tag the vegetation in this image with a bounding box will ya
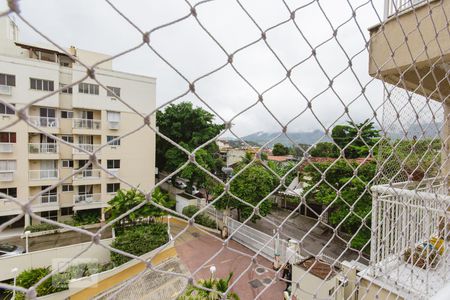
[110,223,169,265]
[179,272,239,300]
[156,102,224,188]
[24,223,59,233]
[213,163,278,221]
[310,142,339,158]
[67,210,100,226]
[8,263,113,299]
[106,188,174,227]
[331,120,379,158]
[302,159,376,254]
[182,205,217,229]
[272,143,289,156]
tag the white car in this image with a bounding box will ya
[0,244,24,257]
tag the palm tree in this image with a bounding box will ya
[179,272,239,300]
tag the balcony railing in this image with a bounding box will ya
[32,194,58,204]
[0,143,14,153]
[0,170,14,182]
[28,116,59,128]
[72,118,101,130]
[107,168,119,178]
[0,85,12,95]
[73,169,101,180]
[73,193,102,204]
[28,143,58,154]
[29,169,58,180]
[385,0,427,18]
[108,121,120,130]
[72,144,101,154]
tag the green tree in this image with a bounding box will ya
[331,120,380,158]
[106,188,173,226]
[302,160,376,253]
[310,142,339,158]
[272,143,289,156]
[213,163,278,221]
[179,272,239,300]
[156,102,224,174]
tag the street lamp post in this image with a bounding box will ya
[11,267,18,299]
[24,231,30,253]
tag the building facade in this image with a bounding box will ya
[0,17,156,229]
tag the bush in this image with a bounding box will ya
[182,205,217,229]
[10,267,68,300]
[71,210,100,226]
[24,223,59,233]
[111,223,169,265]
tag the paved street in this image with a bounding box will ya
[0,227,112,252]
[247,208,369,265]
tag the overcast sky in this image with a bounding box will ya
[1,0,391,138]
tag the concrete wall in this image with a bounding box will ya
[0,238,112,281]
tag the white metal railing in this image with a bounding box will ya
[0,170,14,181]
[73,193,102,204]
[74,169,101,180]
[107,168,119,178]
[385,0,428,18]
[29,169,59,180]
[0,143,14,153]
[28,116,59,128]
[108,121,120,130]
[72,118,101,130]
[0,85,12,95]
[72,144,101,154]
[28,143,58,154]
[32,194,58,205]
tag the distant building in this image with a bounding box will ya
[0,17,156,229]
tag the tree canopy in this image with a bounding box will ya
[272,143,289,156]
[331,120,380,158]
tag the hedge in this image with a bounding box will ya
[24,223,59,233]
[110,223,169,265]
[182,205,217,229]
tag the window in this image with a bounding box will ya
[107,183,120,193]
[59,83,73,94]
[0,73,15,86]
[61,110,73,119]
[106,86,121,97]
[40,210,57,221]
[61,135,73,143]
[62,160,73,168]
[0,103,14,115]
[107,111,120,122]
[0,160,16,171]
[0,187,17,198]
[107,136,120,146]
[107,160,120,169]
[78,83,99,95]
[60,207,73,216]
[30,78,54,91]
[0,132,16,143]
[62,184,73,192]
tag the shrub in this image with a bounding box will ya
[71,210,100,226]
[10,267,68,300]
[24,223,59,233]
[182,205,217,229]
[111,223,169,265]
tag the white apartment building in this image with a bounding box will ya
[0,17,156,229]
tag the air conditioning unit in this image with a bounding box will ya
[0,85,12,95]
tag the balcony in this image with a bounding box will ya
[72,144,101,155]
[28,143,58,154]
[0,170,14,182]
[108,121,120,130]
[28,116,59,128]
[0,143,14,153]
[107,168,119,178]
[31,194,59,212]
[0,85,12,96]
[72,118,101,130]
[73,169,101,180]
[72,193,107,211]
[29,169,58,181]
[369,177,450,298]
[368,0,450,101]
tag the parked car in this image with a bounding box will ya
[173,179,188,189]
[0,244,24,257]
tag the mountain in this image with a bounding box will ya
[239,130,330,147]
